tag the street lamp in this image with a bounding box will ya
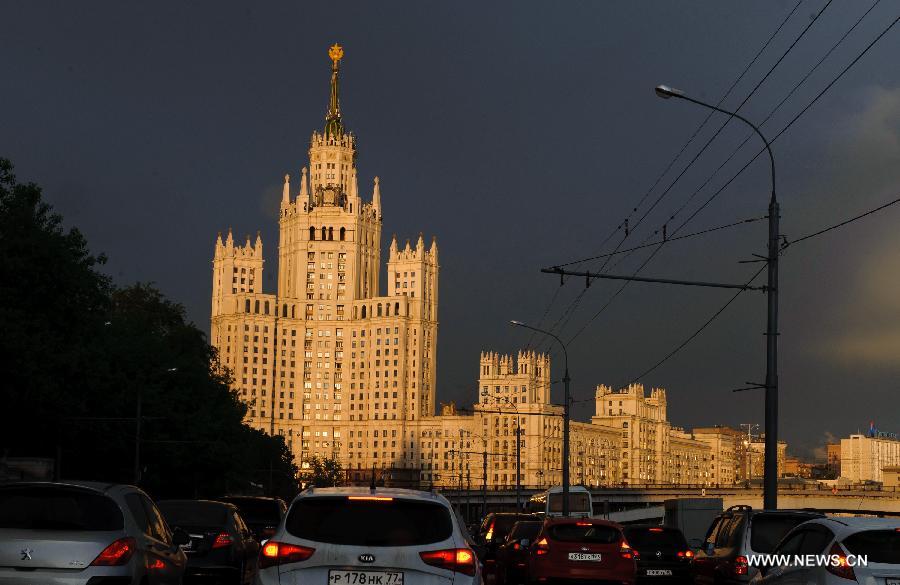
[510,320,571,516]
[655,84,779,509]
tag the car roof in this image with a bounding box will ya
[157,499,239,510]
[0,480,129,494]
[544,517,622,528]
[806,517,900,532]
[294,487,451,506]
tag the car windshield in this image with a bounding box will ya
[623,527,688,550]
[158,501,229,528]
[0,485,123,531]
[751,514,817,553]
[286,496,453,546]
[508,521,542,542]
[548,523,620,544]
[842,530,900,564]
[220,498,280,524]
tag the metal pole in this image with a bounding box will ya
[134,388,142,485]
[563,365,570,516]
[482,448,487,519]
[656,86,778,510]
[765,198,780,509]
[515,423,521,512]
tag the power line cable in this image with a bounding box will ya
[524,1,804,343]
[564,10,900,347]
[781,194,900,250]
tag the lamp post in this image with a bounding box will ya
[655,84,779,509]
[510,320,571,516]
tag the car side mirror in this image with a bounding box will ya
[172,527,190,547]
[520,538,530,548]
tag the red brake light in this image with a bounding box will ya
[576,522,592,526]
[419,548,476,576]
[534,537,549,556]
[734,555,749,576]
[91,537,137,566]
[677,550,694,558]
[826,543,856,581]
[259,541,315,569]
[348,496,394,501]
[212,532,234,549]
[650,528,664,532]
[620,540,636,560]
[148,559,165,570]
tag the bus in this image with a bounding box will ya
[526,486,593,518]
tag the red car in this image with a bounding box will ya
[529,517,636,585]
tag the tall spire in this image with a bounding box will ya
[324,43,344,137]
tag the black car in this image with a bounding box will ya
[158,499,260,585]
[495,520,543,585]
[218,495,287,542]
[623,525,693,585]
[477,513,539,583]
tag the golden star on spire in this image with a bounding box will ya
[329,43,344,65]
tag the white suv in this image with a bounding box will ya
[255,487,481,585]
[749,517,900,585]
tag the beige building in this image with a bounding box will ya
[693,426,742,486]
[746,438,788,479]
[209,46,742,490]
[841,432,900,483]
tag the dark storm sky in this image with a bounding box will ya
[4,1,900,459]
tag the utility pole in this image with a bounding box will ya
[134,387,142,485]
[515,424,521,512]
[482,448,487,519]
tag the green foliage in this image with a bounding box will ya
[304,456,344,488]
[0,159,298,500]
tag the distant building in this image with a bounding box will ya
[693,426,742,486]
[827,443,841,478]
[747,437,787,479]
[841,431,900,483]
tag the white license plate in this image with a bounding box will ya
[885,580,900,585]
[328,570,404,585]
[646,569,673,576]
[568,553,602,562]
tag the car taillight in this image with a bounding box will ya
[259,542,316,569]
[486,521,495,542]
[419,548,476,576]
[620,540,636,560]
[91,537,137,566]
[534,537,549,556]
[677,550,694,558]
[826,543,856,581]
[734,555,749,576]
[212,532,234,549]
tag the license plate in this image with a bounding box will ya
[568,553,602,562]
[328,570,404,585]
[886,580,900,585]
[646,569,673,576]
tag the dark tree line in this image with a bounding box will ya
[0,159,298,500]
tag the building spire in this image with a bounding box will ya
[324,43,344,137]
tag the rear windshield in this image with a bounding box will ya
[0,485,123,531]
[220,498,280,524]
[158,501,229,528]
[548,523,620,544]
[842,530,900,564]
[751,514,817,553]
[623,527,688,549]
[286,496,453,546]
[508,522,543,542]
[492,515,535,537]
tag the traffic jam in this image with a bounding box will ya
[1,482,899,585]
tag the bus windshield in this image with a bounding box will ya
[548,492,591,514]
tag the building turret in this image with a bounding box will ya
[372,177,381,218]
[282,174,290,208]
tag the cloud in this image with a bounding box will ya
[816,85,900,366]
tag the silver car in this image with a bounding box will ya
[0,480,189,584]
[255,487,482,585]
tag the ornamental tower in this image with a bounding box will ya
[211,45,440,472]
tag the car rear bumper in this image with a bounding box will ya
[0,568,135,585]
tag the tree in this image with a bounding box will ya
[304,456,344,487]
[0,159,298,500]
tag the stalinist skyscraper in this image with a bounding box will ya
[211,45,439,474]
